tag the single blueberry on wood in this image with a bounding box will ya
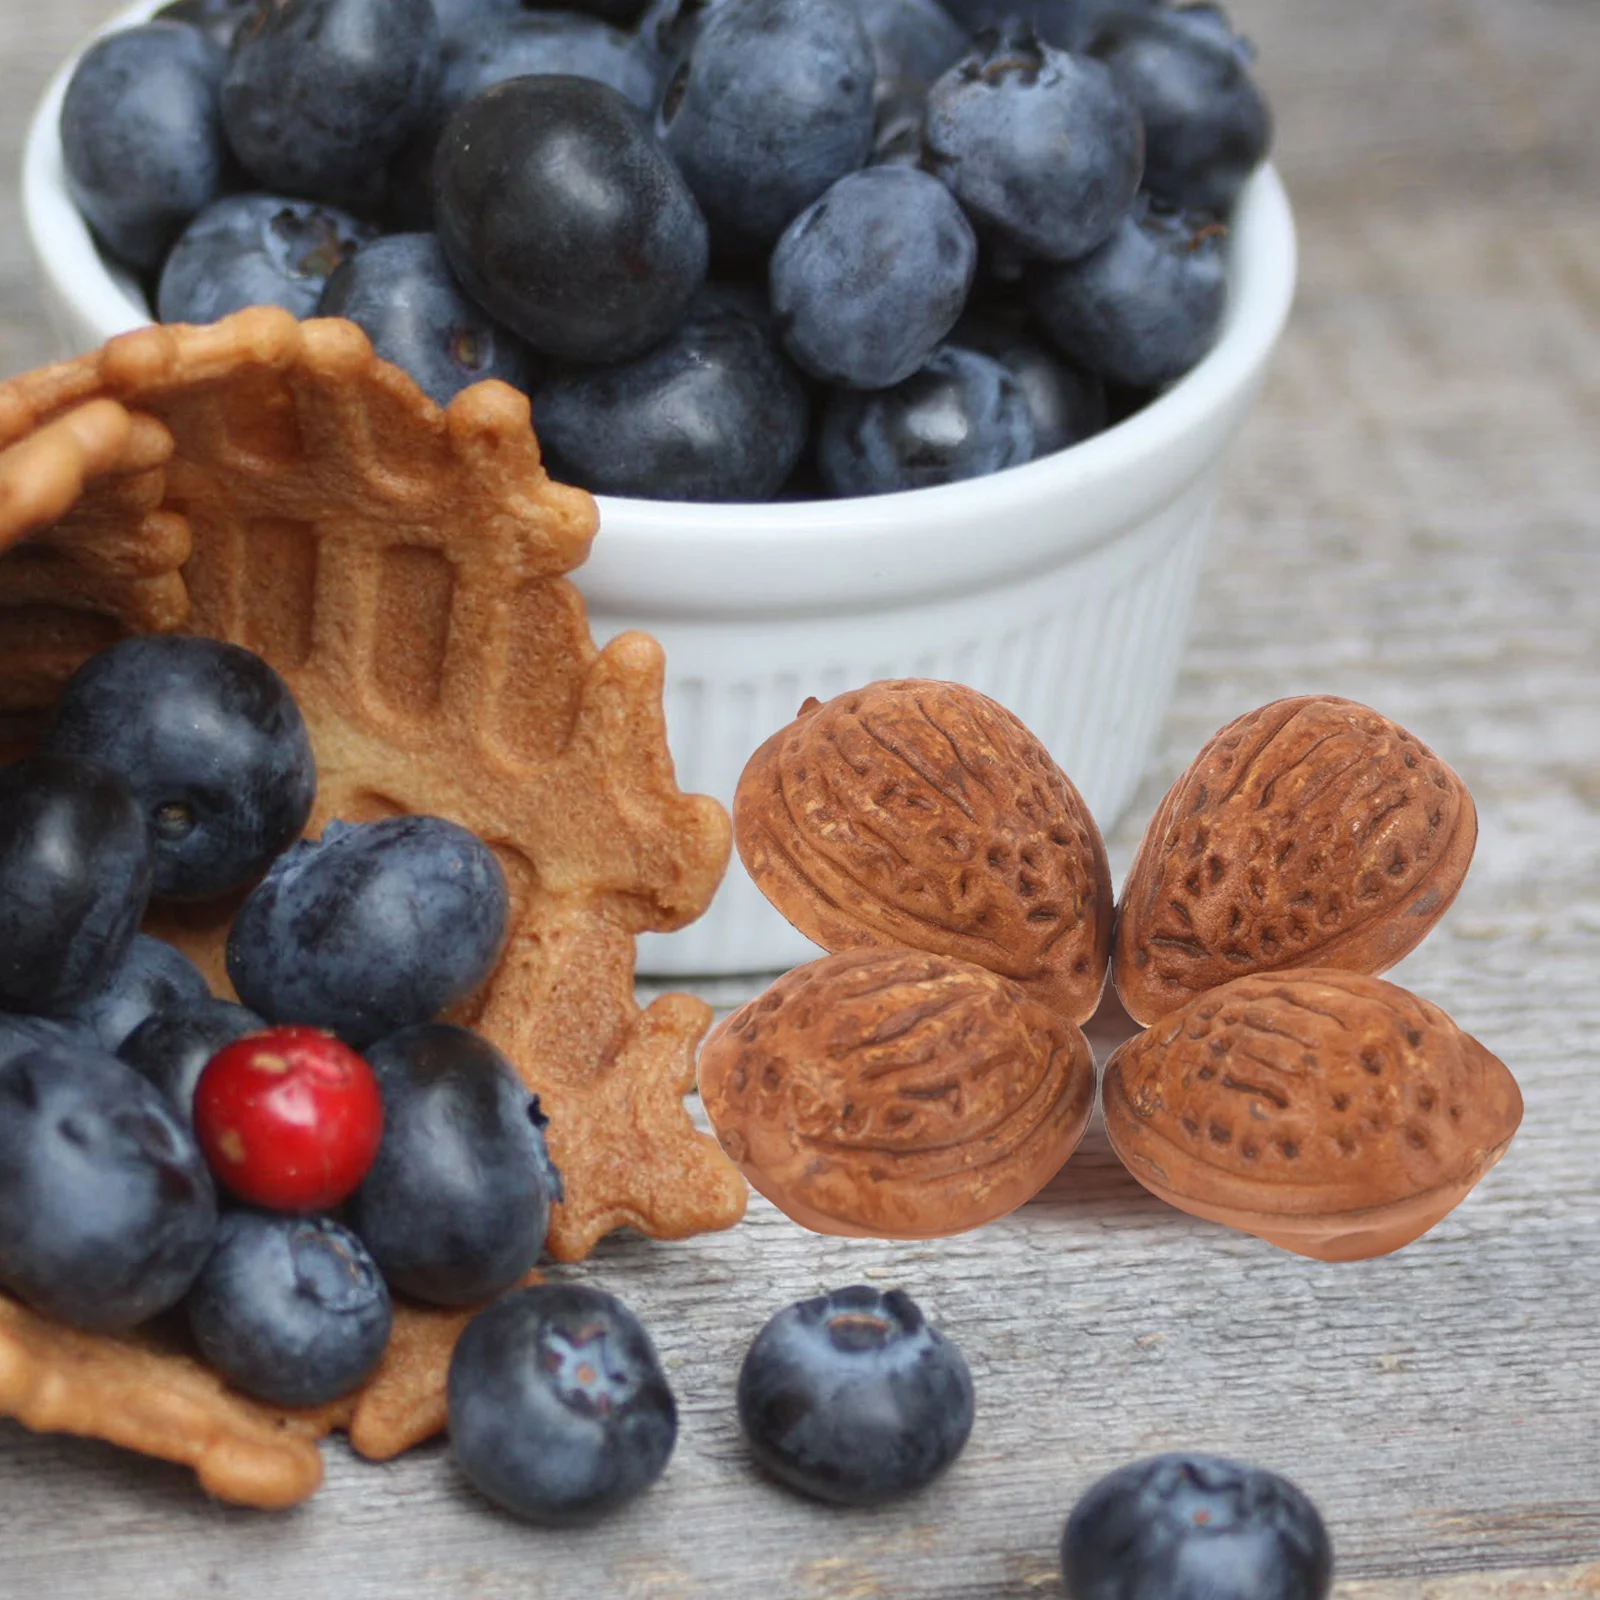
[449,1283,677,1524]
[226,815,509,1047]
[185,1211,392,1407]
[46,635,317,902]
[0,755,152,1016]
[1061,1452,1333,1600]
[0,1040,217,1332]
[59,20,232,274]
[738,1285,974,1505]
[434,75,708,364]
[156,192,374,324]
[347,1023,561,1306]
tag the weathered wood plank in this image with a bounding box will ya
[1,0,1597,1592]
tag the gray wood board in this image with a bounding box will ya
[2,0,1598,1592]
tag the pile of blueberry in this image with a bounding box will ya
[0,633,561,1410]
[59,0,1271,500]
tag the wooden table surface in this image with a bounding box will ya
[2,0,1598,1594]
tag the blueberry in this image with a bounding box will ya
[59,21,231,275]
[0,1012,97,1068]
[0,1040,217,1332]
[318,233,536,409]
[738,1285,974,1505]
[924,25,1143,262]
[346,1023,560,1305]
[221,0,441,202]
[817,343,1033,495]
[1087,3,1271,217]
[434,76,708,363]
[771,166,976,389]
[0,755,152,1016]
[1028,201,1227,387]
[449,1283,676,1524]
[153,0,256,49]
[1061,1452,1334,1600]
[531,288,810,501]
[954,309,1106,454]
[45,635,316,901]
[185,1210,391,1405]
[553,0,653,25]
[939,0,1156,53]
[63,934,212,1054]
[657,0,876,257]
[226,816,509,1047]
[157,192,374,323]
[438,10,658,117]
[118,996,265,1123]
[856,0,969,89]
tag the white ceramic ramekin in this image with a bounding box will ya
[22,6,1297,974]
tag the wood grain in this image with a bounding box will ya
[2,0,1598,1593]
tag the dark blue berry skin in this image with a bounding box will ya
[318,233,536,409]
[46,636,317,902]
[59,22,232,275]
[738,1285,974,1505]
[449,1283,676,1525]
[438,11,658,117]
[531,288,810,502]
[818,343,1033,496]
[154,0,255,49]
[226,816,509,1048]
[220,0,441,202]
[0,1041,217,1333]
[940,0,1155,53]
[858,0,969,89]
[156,192,374,324]
[924,25,1143,262]
[1028,202,1227,387]
[347,1023,560,1305]
[185,1210,392,1406]
[870,75,930,167]
[0,1012,96,1068]
[64,934,212,1055]
[657,0,877,257]
[771,166,976,390]
[1061,1452,1334,1600]
[954,309,1106,455]
[434,76,708,364]
[1087,3,1271,217]
[0,756,152,1016]
[118,996,265,1123]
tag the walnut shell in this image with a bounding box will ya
[697,947,1096,1239]
[734,680,1113,1023]
[1102,969,1522,1260]
[1113,696,1477,1024]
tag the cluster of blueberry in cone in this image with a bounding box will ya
[61,0,1270,501]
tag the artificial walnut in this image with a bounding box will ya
[1113,696,1477,1025]
[697,947,1096,1239]
[1102,969,1522,1261]
[735,680,1113,1025]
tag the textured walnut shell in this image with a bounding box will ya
[1102,969,1522,1260]
[1113,696,1477,1024]
[735,680,1113,1024]
[697,947,1096,1239]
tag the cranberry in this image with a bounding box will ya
[194,1026,383,1211]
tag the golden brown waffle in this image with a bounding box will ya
[0,308,747,1503]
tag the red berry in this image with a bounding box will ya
[193,1026,384,1212]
